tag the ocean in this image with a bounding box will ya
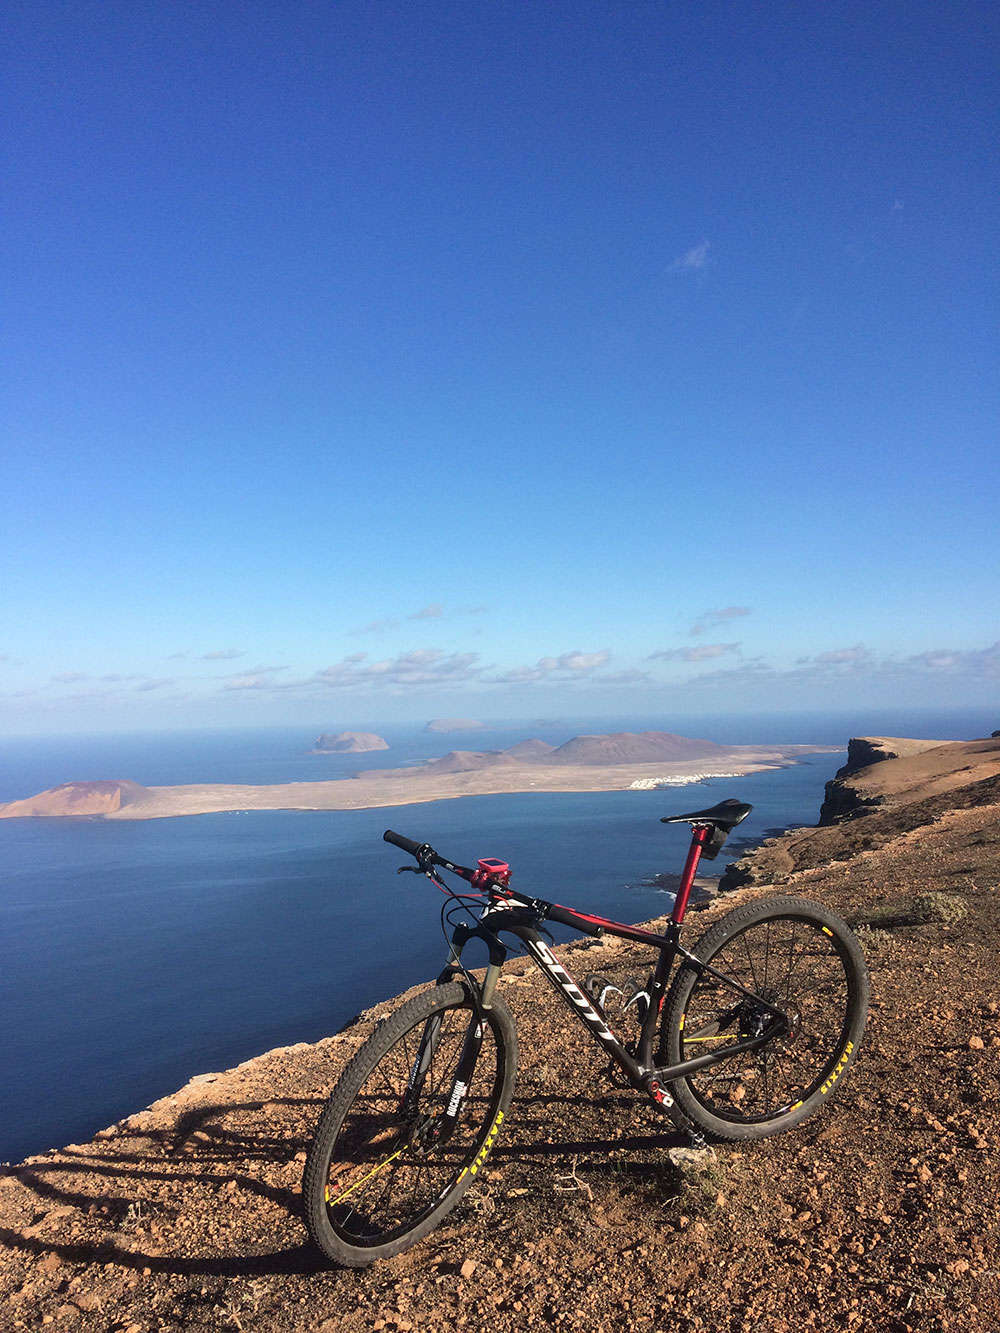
[0,707,994,1164]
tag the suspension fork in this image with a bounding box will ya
[408,929,505,1134]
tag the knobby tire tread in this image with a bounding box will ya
[303,982,517,1266]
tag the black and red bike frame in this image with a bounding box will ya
[419,823,790,1113]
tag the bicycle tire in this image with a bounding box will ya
[303,981,517,1266]
[659,896,868,1142]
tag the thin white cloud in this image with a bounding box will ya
[650,642,740,663]
[134,677,176,692]
[691,606,750,636]
[51,671,90,684]
[409,604,444,620]
[904,641,1000,676]
[672,240,710,272]
[684,639,1000,692]
[797,645,873,667]
[599,669,653,685]
[201,649,245,661]
[356,618,400,634]
[493,650,612,684]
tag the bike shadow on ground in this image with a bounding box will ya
[492,1085,696,1201]
[2,1087,699,1280]
[0,1096,333,1278]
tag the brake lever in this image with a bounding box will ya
[397,864,421,874]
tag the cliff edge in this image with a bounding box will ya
[721,734,1000,892]
[1,735,999,1330]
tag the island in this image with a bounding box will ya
[310,731,389,754]
[0,730,839,821]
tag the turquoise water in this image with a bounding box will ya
[0,707,993,1163]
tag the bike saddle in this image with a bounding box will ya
[659,798,752,830]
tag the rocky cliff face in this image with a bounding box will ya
[818,736,948,824]
[719,736,1000,893]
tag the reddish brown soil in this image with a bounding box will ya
[2,777,998,1332]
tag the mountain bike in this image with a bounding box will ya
[302,798,869,1266]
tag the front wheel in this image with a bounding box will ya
[659,896,868,1142]
[303,982,517,1266]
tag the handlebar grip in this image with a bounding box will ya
[383,829,427,858]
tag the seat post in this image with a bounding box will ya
[670,824,711,925]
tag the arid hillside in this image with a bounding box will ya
[0,780,151,819]
[2,736,998,1332]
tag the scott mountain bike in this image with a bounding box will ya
[303,798,869,1266]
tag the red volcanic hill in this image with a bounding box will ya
[0,780,151,819]
[546,731,725,765]
[503,739,557,760]
[415,731,722,776]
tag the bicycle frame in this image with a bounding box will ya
[433,825,790,1111]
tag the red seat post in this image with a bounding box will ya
[670,824,711,924]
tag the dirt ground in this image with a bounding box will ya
[2,774,999,1333]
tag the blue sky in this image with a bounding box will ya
[3,1,998,734]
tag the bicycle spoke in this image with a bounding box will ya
[321,996,504,1246]
[676,913,853,1123]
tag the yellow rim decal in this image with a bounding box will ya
[468,1109,505,1177]
[820,1040,855,1095]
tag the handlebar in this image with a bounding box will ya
[381,829,606,936]
[383,829,434,861]
[383,829,503,890]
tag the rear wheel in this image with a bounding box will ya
[660,896,868,1141]
[303,982,517,1266]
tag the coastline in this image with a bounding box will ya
[3,737,999,1330]
[0,744,837,821]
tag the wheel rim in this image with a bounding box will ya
[678,915,856,1124]
[322,1003,504,1247]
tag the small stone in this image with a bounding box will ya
[968,1036,985,1050]
[459,1259,476,1280]
[294,1151,307,1163]
[40,1253,62,1273]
